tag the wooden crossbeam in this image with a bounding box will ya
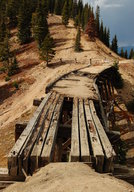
[70,98,80,162]
[79,99,91,162]
[84,99,104,172]
[89,100,116,172]
[41,96,64,165]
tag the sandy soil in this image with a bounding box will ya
[0,14,133,168]
[4,163,134,192]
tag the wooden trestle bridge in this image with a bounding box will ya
[7,64,118,180]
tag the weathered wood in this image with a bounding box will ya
[89,100,116,172]
[94,79,109,132]
[30,93,59,173]
[8,92,52,176]
[22,92,57,174]
[79,99,90,162]
[15,122,28,142]
[70,98,80,162]
[62,138,71,150]
[41,96,64,165]
[84,99,104,172]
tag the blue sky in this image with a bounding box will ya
[83,0,134,47]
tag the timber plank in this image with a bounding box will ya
[8,92,52,176]
[41,96,64,165]
[79,99,90,162]
[84,99,104,172]
[70,98,80,162]
[22,92,57,174]
[30,93,60,172]
[89,100,116,172]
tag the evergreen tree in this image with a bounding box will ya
[0,18,6,42]
[40,34,55,66]
[6,0,19,28]
[129,48,134,59]
[17,0,32,44]
[95,5,100,36]
[124,50,128,59]
[69,0,73,17]
[72,0,78,19]
[75,26,82,52]
[120,48,124,58]
[99,19,104,41]
[55,0,62,15]
[85,13,96,41]
[32,1,49,48]
[106,28,110,47]
[48,0,55,14]
[111,35,118,54]
[62,0,69,26]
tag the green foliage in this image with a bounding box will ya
[40,34,55,66]
[75,27,82,52]
[0,66,6,73]
[55,0,62,15]
[120,48,125,58]
[95,5,100,36]
[32,2,49,48]
[5,76,11,81]
[8,55,19,76]
[17,0,32,44]
[129,48,134,59]
[126,100,134,113]
[112,61,124,89]
[62,0,69,26]
[111,35,118,54]
[13,81,19,89]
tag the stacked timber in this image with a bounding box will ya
[70,98,115,173]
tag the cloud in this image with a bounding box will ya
[86,0,124,9]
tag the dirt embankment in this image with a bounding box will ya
[3,163,134,192]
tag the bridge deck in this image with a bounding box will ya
[8,64,116,177]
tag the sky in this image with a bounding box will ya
[83,0,134,47]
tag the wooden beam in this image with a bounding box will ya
[30,93,59,173]
[41,96,64,165]
[70,98,80,162]
[62,138,71,150]
[84,99,104,172]
[79,99,91,162]
[8,92,52,176]
[89,100,116,172]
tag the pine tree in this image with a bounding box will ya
[48,0,55,14]
[40,34,55,66]
[6,0,19,28]
[124,50,128,59]
[85,13,96,41]
[106,28,110,47]
[99,20,104,41]
[95,5,100,36]
[62,0,69,26]
[75,26,82,52]
[69,0,73,17]
[0,18,6,42]
[72,0,78,19]
[55,0,62,15]
[129,48,134,59]
[120,48,124,58]
[111,35,118,54]
[32,1,49,48]
[17,0,32,44]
